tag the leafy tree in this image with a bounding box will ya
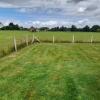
[0,22,100,32]
[82,25,90,32]
[1,22,20,30]
[91,25,100,32]
[71,25,77,31]
[59,26,68,31]
[50,27,60,31]
[39,27,49,31]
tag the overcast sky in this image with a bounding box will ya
[0,0,100,27]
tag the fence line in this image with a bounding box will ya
[0,34,100,58]
[13,34,100,46]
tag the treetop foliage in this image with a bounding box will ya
[0,22,100,32]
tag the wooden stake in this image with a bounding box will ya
[91,35,93,43]
[72,34,75,43]
[35,36,40,43]
[32,34,35,43]
[14,36,17,52]
[53,35,55,44]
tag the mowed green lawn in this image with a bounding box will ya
[0,43,100,100]
[0,31,100,50]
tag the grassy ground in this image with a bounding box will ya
[0,31,100,50]
[0,43,100,100]
[0,31,32,50]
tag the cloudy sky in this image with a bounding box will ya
[0,0,100,27]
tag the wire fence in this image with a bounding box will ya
[0,34,100,58]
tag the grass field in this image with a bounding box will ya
[0,31,100,50]
[0,43,100,100]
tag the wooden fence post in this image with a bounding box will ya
[53,35,55,44]
[32,34,35,43]
[91,35,93,43]
[35,36,40,43]
[72,34,75,43]
[14,36,17,52]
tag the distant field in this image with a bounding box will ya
[0,31,100,50]
[0,43,100,99]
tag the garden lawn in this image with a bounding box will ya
[0,43,100,100]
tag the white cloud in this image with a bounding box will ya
[76,19,89,27]
[0,0,100,26]
[24,20,74,28]
[0,18,22,26]
[0,0,100,17]
[78,7,86,12]
[18,8,27,13]
[0,18,98,28]
[25,20,58,28]
[0,2,14,8]
[78,19,89,24]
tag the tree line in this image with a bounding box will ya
[0,23,27,31]
[0,22,100,32]
[48,25,100,32]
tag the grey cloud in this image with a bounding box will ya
[0,0,99,16]
[0,0,28,5]
[85,5,98,12]
[67,0,87,3]
[0,0,100,26]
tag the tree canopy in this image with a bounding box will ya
[0,22,100,32]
